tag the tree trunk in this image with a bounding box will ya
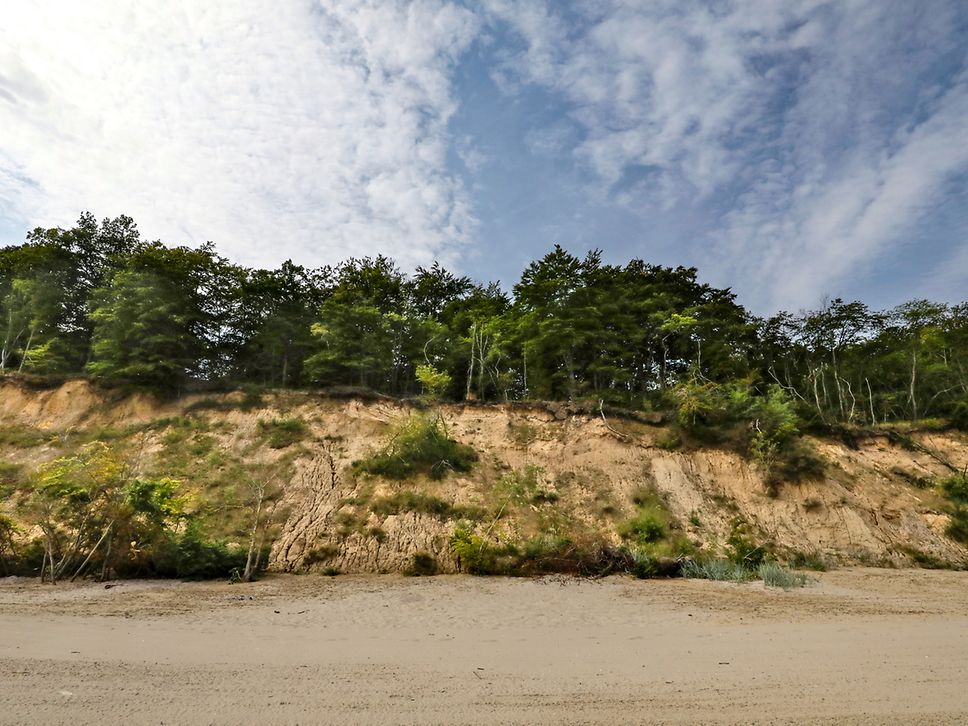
[243,484,266,582]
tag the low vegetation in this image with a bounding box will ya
[258,417,308,449]
[937,473,968,544]
[354,413,477,480]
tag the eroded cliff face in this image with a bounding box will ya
[1,378,966,573]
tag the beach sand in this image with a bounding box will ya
[1,568,967,724]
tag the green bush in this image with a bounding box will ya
[355,414,477,480]
[151,523,250,580]
[727,519,771,566]
[618,510,667,544]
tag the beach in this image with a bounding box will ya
[1,569,967,725]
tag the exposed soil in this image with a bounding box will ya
[1,569,966,724]
[2,378,967,574]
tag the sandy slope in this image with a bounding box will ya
[1,570,967,725]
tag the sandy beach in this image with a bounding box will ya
[1,569,967,725]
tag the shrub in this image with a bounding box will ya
[727,519,771,566]
[355,414,477,480]
[151,524,250,580]
[618,510,667,544]
[0,462,22,488]
[258,417,308,449]
[415,364,452,401]
[937,474,968,544]
[450,526,625,577]
[0,425,54,448]
[758,561,811,588]
[406,552,439,576]
[786,550,829,571]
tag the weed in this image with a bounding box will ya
[786,550,829,571]
[334,510,364,537]
[322,567,340,576]
[896,545,955,569]
[497,466,558,506]
[802,497,823,512]
[0,425,54,448]
[0,462,22,488]
[367,526,388,543]
[688,511,702,528]
[370,491,486,521]
[681,558,754,582]
[507,420,538,446]
[258,417,308,449]
[354,414,477,480]
[937,474,968,544]
[654,428,682,450]
[758,561,812,588]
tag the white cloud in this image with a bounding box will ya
[485,0,968,311]
[0,0,480,270]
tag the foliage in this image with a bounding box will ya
[786,550,829,571]
[369,491,484,520]
[681,558,755,582]
[406,552,439,576]
[758,561,812,588]
[0,425,56,448]
[258,417,308,449]
[8,212,968,436]
[151,522,249,580]
[415,364,452,401]
[449,525,646,577]
[726,519,772,567]
[10,441,257,581]
[354,414,477,480]
[497,466,558,506]
[938,474,968,544]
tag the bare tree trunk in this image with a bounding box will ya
[866,377,876,425]
[17,327,34,373]
[243,483,266,582]
[70,522,113,582]
[465,323,475,400]
[909,350,918,421]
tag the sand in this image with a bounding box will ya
[1,569,967,725]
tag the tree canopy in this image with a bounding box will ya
[3,214,968,428]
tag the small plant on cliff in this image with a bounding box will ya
[354,413,477,480]
[258,417,308,449]
[938,473,968,544]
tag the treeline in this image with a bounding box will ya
[3,213,968,428]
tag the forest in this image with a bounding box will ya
[3,212,968,432]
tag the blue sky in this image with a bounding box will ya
[1,1,967,313]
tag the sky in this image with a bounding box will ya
[1,1,967,313]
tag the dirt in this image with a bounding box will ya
[0,569,966,724]
[3,378,967,574]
